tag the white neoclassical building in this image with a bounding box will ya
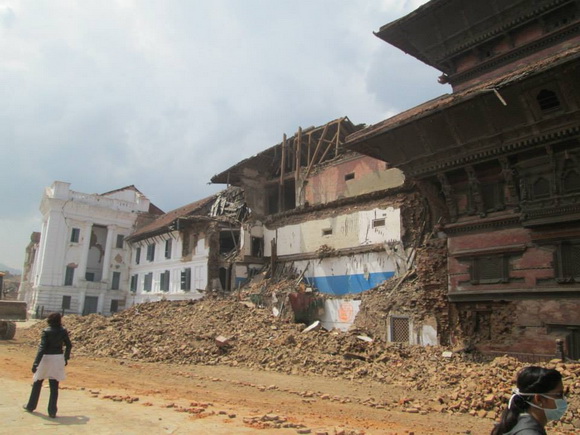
[19,181,163,317]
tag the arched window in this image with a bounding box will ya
[536,89,560,112]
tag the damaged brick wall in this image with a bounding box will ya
[353,190,453,345]
[449,302,515,350]
[262,186,411,230]
[259,188,417,297]
[354,237,450,344]
[304,153,404,206]
[472,299,580,358]
[446,222,580,357]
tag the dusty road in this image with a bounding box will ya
[1,325,492,434]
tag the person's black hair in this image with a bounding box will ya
[491,366,562,434]
[46,312,62,328]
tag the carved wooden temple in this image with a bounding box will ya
[347,0,580,359]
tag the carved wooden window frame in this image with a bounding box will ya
[469,254,510,285]
[525,83,566,119]
[554,241,580,284]
[561,156,580,194]
[478,181,505,212]
[531,176,551,199]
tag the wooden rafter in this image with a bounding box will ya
[280,133,286,186]
[318,132,339,164]
[279,133,287,211]
[335,120,341,156]
[295,127,302,181]
[303,123,329,181]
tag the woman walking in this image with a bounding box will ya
[491,366,568,434]
[23,312,72,418]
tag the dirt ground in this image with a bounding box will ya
[1,324,495,435]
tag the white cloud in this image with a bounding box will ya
[0,0,443,269]
[0,5,15,29]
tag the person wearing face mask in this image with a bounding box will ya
[491,366,567,435]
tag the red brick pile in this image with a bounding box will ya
[23,297,580,432]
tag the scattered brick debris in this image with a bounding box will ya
[21,295,580,431]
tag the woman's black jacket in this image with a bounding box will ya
[32,326,72,369]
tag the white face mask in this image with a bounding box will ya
[509,389,568,421]
[537,395,568,422]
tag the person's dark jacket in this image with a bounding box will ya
[504,414,547,435]
[32,326,72,370]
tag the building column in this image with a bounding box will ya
[77,289,86,316]
[97,291,106,314]
[101,225,116,284]
[77,222,93,282]
[34,218,50,287]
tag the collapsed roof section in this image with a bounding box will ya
[211,117,364,217]
[127,187,247,243]
[211,117,362,184]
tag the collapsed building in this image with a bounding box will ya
[346,0,580,359]
[211,117,437,340]
[124,187,247,304]
[19,1,580,360]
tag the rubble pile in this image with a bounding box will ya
[24,298,579,430]
[354,237,449,342]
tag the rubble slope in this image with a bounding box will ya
[23,297,580,432]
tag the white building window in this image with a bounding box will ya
[165,239,172,259]
[146,244,155,262]
[70,228,80,243]
[373,218,385,228]
[160,270,170,292]
[111,271,121,290]
[181,268,191,291]
[193,266,204,291]
[130,274,138,292]
[143,273,153,292]
[64,266,74,286]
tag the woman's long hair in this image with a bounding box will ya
[46,312,62,328]
[491,366,562,434]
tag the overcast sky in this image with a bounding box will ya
[0,0,449,271]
